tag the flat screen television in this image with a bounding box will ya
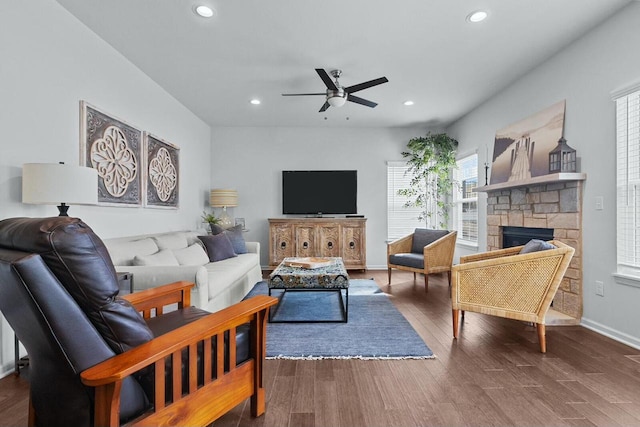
[282,170,357,215]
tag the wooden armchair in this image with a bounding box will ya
[387,229,457,292]
[83,282,276,427]
[451,240,575,353]
[0,217,277,427]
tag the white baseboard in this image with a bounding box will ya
[581,317,640,351]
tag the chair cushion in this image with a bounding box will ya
[411,229,450,253]
[133,249,180,266]
[389,253,424,269]
[199,233,237,262]
[224,224,248,254]
[0,217,154,353]
[520,239,557,254]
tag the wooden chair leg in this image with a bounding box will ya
[537,323,547,353]
[28,395,35,427]
[424,273,428,292]
[413,272,416,282]
[452,309,460,338]
[387,268,392,285]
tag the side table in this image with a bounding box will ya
[117,271,134,294]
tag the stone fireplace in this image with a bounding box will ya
[479,175,585,324]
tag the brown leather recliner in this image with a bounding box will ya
[0,217,277,426]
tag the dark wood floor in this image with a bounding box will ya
[2,270,640,426]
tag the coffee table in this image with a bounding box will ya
[268,257,349,323]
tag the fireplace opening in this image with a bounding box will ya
[502,226,554,248]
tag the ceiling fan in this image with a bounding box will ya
[282,69,389,112]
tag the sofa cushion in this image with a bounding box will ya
[520,239,557,254]
[173,244,209,266]
[411,229,450,254]
[199,234,237,262]
[224,225,247,254]
[134,249,180,266]
[389,253,424,269]
[107,237,159,266]
[183,230,205,246]
[153,233,189,250]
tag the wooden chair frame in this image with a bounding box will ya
[451,240,574,353]
[387,230,457,292]
[79,281,277,427]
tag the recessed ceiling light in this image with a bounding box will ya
[403,100,415,106]
[194,5,215,18]
[250,99,261,105]
[466,10,488,23]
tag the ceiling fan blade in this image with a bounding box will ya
[319,101,330,112]
[282,93,326,96]
[316,69,338,91]
[344,77,389,94]
[347,94,378,108]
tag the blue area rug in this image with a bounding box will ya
[244,279,434,360]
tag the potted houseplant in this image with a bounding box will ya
[398,132,458,229]
[201,211,221,233]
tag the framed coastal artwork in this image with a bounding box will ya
[490,100,566,185]
[143,132,180,209]
[80,101,143,206]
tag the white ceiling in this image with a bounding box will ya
[56,0,631,129]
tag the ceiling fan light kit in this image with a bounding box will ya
[282,68,388,112]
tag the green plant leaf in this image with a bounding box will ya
[397,132,459,229]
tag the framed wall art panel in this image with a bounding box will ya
[490,100,566,185]
[144,132,179,209]
[80,101,143,206]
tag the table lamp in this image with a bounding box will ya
[22,162,98,216]
[209,189,238,229]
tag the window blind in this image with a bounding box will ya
[453,154,478,244]
[615,90,640,270]
[387,161,425,240]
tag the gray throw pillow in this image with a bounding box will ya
[210,224,225,235]
[198,233,237,262]
[411,229,450,253]
[224,224,248,254]
[519,239,557,254]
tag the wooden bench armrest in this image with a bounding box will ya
[81,295,277,385]
[459,246,523,264]
[121,281,194,319]
[387,233,413,257]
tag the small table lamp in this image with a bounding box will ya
[22,162,98,216]
[209,189,238,229]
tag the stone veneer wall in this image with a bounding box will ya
[486,181,583,319]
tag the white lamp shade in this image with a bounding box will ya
[209,189,238,207]
[327,95,347,107]
[22,163,98,205]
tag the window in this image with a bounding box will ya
[614,86,640,281]
[452,154,478,245]
[387,161,425,240]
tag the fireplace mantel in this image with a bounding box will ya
[475,172,586,193]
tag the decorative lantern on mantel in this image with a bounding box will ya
[549,137,577,173]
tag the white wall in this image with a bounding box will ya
[210,126,425,268]
[447,2,640,349]
[0,0,211,376]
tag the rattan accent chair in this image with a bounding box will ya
[387,229,457,292]
[451,240,575,353]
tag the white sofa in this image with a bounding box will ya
[103,230,263,313]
